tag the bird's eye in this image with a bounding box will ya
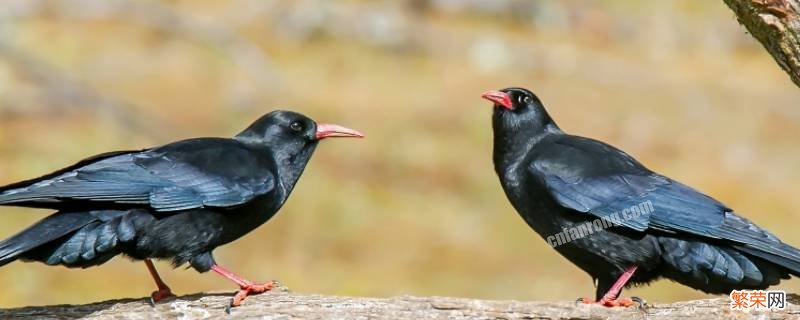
[289,121,304,132]
[523,96,532,104]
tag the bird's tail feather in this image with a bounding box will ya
[736,244,800,277]
[0,212,97,266]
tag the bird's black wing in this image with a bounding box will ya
[0,138,276,212]
[530,135,800,271]
[529,135,681,232]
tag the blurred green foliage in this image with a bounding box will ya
[1,0,800,308]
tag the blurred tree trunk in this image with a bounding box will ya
[724,0,800,88]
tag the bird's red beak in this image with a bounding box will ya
[315,123,364,140]
[481,90,513,110]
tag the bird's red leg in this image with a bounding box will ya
[211,264,274,308]
[596,266,638,307]
[579,266,639,307]
[144,259,175,304]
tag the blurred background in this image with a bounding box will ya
[1,0,799,308]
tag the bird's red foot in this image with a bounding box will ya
[599,297,635,307]
[578,297,636,308]
[230,281,274,307]
[150,287,176,303]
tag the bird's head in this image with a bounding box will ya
[481,87,558,134]
[234,110,364,190]
[235,110,363,157]
[482,87,560,167]
[235,110,363,187]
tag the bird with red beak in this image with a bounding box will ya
[481,87,800,309]
[0,110,362,312]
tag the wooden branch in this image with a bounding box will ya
[724,0,800,88]
[2,289,797,320]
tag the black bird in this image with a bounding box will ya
[482,87,800,307]
[0,110,362,309]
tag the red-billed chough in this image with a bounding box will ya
[0,110,362,310]
[482,87,800,307]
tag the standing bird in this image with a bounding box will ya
[482,87,800,307]
[0,110,362,309]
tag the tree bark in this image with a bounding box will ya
[1,290,797,320]
[724,0,800,88]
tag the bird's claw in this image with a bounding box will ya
[225,281,275,312]
[631,296,648,311]
[148,288,176,307]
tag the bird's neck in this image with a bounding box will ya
[273,144,318,193]
[492,118,560,174]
